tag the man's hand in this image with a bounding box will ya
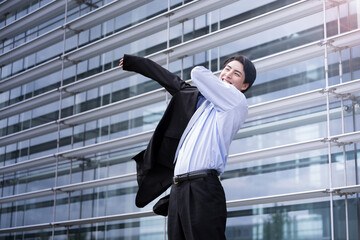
[119,58,124,68]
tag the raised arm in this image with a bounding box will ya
[120,54,189,96]
[191,66,248,112]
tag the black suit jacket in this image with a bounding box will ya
[123,54,200,208]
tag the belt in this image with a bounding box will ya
[173,169,218,184]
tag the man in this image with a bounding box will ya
[119,54,256,240]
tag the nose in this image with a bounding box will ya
[225,70,233,79]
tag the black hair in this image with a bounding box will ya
[222,55,256,93]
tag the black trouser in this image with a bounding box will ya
[167,172,227,240]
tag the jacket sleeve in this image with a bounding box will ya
[122,54,189,96]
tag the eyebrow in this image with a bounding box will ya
[226,64,243,76]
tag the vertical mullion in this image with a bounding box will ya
[53,0,70,238]
[322,0,335,239]
[336,2,350,240]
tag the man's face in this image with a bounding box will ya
[219,60,249,92]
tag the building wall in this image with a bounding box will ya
[0,0,360,239]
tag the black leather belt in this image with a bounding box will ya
[173,169,218,184]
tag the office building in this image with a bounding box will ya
[0,0,359,239]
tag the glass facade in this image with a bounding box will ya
[0,0,359,239]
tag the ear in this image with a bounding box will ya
[240,83,249,91]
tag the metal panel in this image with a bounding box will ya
[1,184,359,233]
[0,223,53,234]
[247,78,360,118]
[236,108,343,139]
[226,189,329,208]
[0,121,59,146]
[62,88,167,126]
[0,0,237,92]
[0,0,25,16]
[0,154,57,175]
[60,28,360,98]
[0,211,156,233]
[1,25,359,118]
[0,88,167,144]
[229,131,360,164]
[65,0,238,62]
[0,0,79,41]
[0,173,137,204]
[0,57,66,93]
[1,78,359,146]
[0,130,153,174]
[254,28,360,73]
[1,129,359,178]
[0,89,64,119]
[0,188,53,204]
[58,173,137,192]
[2,3,358,94]
[0,0,152,65]
[1,78,359,148]
[149,0,325,63]
[229,138,328,164]
[247,89,326,119]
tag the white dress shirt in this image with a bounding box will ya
[174,66,248,176]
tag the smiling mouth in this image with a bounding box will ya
[222,78,232,84]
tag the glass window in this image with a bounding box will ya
[1,63,11,79]
[226,200,332,239]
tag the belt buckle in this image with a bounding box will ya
[173,176,179,184]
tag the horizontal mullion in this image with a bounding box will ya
[0,0,324,93]
[255,28,360,73]
[0,0,235,92]
[0,0,79,41]
[229,138,327,164]
[0,121,59,146]
[0,188,53,204]
[236,108,343,139]
[246,77,360,118]
[57,173,137,192]
[227,185,360,208]
[2,133,359,203]
[0,110,341,203]
[3,2,357,97]
[0,88,167,145]
[0,173,137,204]
[65,0,237,62]
[334,185,360,195]
[0,0,151,65]
[0,0,25,16]
[55,211,156,227]
[2,23,359,119]
[0,130,153,175]
[0,154,57,175]
[11,5,358,97]
[62,88,167,126]
[2,184,360,233]
[226,189,329,208]
[1,78,359,147]
[247,88,326,119]
[1,129,359,188]
[0,89,65,119]
[148,0,324,65]
[23,27,360,111]
[0,27,66,67]
[0,211,156,234]
[0,223,53,234]
[229,131,360,165]
[0,56,68,93]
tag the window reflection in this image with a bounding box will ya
[0,0,359,238]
